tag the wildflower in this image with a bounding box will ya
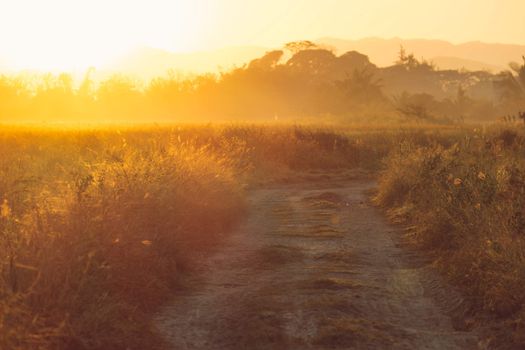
[477,171,486,181]
[453,178,462,186]
[0,199,11,218]
[474,203,481,210]
[141,240,152,246]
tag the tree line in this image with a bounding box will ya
[0,41,523,123]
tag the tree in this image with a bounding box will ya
[286,49,336,75]
[395,45,434,71]
[97,75,143,119]
[248,50,284,70]
[496,56,525,102]
[394,92,438,122]
[78,67,95,100]
[335,68,383,102]
[284,40,318,54]
[32,73,76,120]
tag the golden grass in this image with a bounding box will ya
[0,126,246,349]
[3,122,520,349]
[0,123,400,349]
[375,125,525,348]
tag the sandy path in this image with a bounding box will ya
[155,174,480,349]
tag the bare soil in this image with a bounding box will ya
[155,172,481,349]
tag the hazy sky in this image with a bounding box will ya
[0,0,524,70]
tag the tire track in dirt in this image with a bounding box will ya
[155,173,480,349]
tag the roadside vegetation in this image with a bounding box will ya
[376,124,525,349]
[2,118,525,350]
[0,124,414,349]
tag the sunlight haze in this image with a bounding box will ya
[0,0,524,71]
[2,2,525,348]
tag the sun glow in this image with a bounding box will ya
[0,0,214,71]
[1,0,524,73]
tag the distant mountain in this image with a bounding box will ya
[102,46,268,80]
[430,56,504,72]
[2,37,523,79]
[105,38,521,80]
[318,37,525,72]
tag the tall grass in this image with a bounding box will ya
[0,127,247,349]
[1,123,396,349]
[3,123,496,349]
[376,126,525,348]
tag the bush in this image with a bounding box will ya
[0,128,246,349]
[376,128,525,348]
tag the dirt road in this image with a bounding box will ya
[155,173,480,349]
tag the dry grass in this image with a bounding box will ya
[0,123,392,350]
[0,126,246,349]
[4,122,518,349]
[375,125,525,348]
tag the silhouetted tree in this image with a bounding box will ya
[286,49,336,75]
[284,40,318,54]
[396,45,434,71]
[32,73,76,120]
[97,75,144,119]
[0,41,513,123]
[248,50,284,70]
[335,69,383,102]
[496,56,525,102]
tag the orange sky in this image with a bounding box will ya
[0,0,524,70]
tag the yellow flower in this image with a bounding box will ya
[477,171,486,181]
[0,199,11,218]
[453,178,462,186]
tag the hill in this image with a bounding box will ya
[318,37,525,71]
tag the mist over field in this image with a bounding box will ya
[1,39,524,125]
[1,1,525,349]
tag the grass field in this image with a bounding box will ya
[1,123,524,349]
[0,124,399,349]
